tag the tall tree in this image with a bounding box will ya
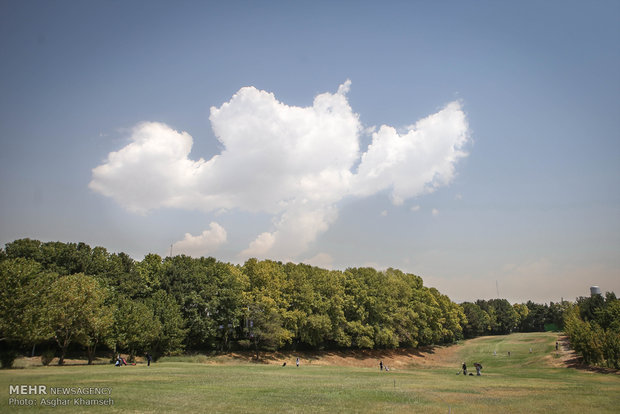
[113,296,161,361]
[45,273,112,365]
[460,302,491,338]
[146,290,187,358]
[0,258,55,367]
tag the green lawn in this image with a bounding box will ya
[1,333,618,413]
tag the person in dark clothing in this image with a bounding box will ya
[146,353,152,367]
[474,363,482,376]
[462,362,467,375]
[379,361,383,371]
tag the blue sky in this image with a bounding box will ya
[1,0,618,303]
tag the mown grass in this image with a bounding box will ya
[1,332,618,413]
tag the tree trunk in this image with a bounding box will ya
[58,343,68,365]
[253,337,259,360]
[87,341,97,365]
[56,334,70,365]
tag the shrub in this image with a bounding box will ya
[41,350,56,366]
[0,350,18,369]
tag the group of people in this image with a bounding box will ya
[114,353,152,366]
[114,355,127,366]
[461,362,483,376]
[282,358,301,367]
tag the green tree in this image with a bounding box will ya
[4,238,43,262]
[83,302,114,365]
[132,253,163,297]
[564,305,604,365]
[146,290,187,359]
[113,296,161,361]
[282,263,349,349]
[460,302,491,338]
[246,296,292,359]
[476,299,518,334]
[577,294,605,322]
[45,273,112,365]
[243,259,293,353]
[521,301,548,332]
[513,303,529,331]
[0,258,55,367]
[39,241,92,275]
[596,299,620,332]
[342,268,376,349]
[0,258,53,344]
[603,329,620,369]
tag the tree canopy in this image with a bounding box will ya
[1,238,615,369]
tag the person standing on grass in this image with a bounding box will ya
[462,362,467,375]
[474,363,482,376]
[296,357,299,367]
[146,353,152,366]
[379,361,383,371]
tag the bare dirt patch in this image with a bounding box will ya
[545,335,619,375]
[202,344,463,370]
[13,355,139,368]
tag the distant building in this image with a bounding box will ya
[590,286,602,296]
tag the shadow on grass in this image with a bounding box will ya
[217,346,447,367]
[558,335,619,375]
[11,354,139,369]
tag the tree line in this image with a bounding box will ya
[0,238,464,366]
[563,293,620,369]
[0,238,616,369]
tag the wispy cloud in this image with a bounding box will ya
[304,252,334,269]
[90,81,469,261]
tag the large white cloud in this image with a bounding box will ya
[171,222,227,258]
[89,81,469,260]
[351,101,468,205]
[89,122,207,214]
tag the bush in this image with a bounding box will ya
[41,350,56,366]
[237,339,251,349]
[0,350,18,369]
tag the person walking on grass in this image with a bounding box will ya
[462,362,467,375]
[146,353,152,367]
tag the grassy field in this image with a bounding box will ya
[1,332,618,413]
